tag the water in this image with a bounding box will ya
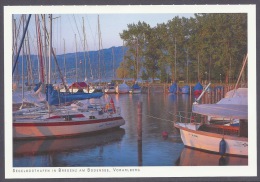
[13,93,247,167]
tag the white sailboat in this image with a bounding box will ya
[174,103,248,156]
[174,55,248,156]
[13,98,125,139]
[116,81,130,94]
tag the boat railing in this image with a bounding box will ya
[172,111,207,124]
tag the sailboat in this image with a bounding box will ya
[174,55,248,156]
[104,82,116,94]
[13,97,125,139]
[168,82,179,94]
[13,14,125,139]
[193,82,203,96]
[174,101,248,156]
[116,81,130,94]
[181,85,190,94]
[129,82,141,94]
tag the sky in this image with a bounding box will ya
[17,13,194,55]
[11,4,253,56]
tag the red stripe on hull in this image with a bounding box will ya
[14,117,123,127]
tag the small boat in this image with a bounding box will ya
[13,98,125,139]
[168,82,179,94]
[181,85,190,94]
[104,83,116,94]
[174,102,248,156]
[129,82,141,94]
[193,82,203,96]
[116,81,130,94]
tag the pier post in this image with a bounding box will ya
[220,87,224,99]
[137,101,142,141]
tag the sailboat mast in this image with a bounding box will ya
[112,47,115,80]
[174,37,177,81]
[48,14,52,84]
[12,14,31,76]
[136,38,138,81]
[98,15,101,83]
[186,49,188,83]
[82,17,87,82]
[21,15,25,102]
[75,34,78,82]
[63,39,66,79]
[42,14,48,85]
[197,53,199,81]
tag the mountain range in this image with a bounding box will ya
[15,46,126,83]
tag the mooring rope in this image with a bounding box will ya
[146,114,174,123]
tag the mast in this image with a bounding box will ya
[25,26,33,85]
[98,15,101,83]
[42,14,48,85]
[174,37,176,81]
[75,34,78,82]
[35,14,45,84]
[63,39,66,80]
[234,54,248,91]
[186,49,188,84]
[12,14,31,76]
[82,17,87,82]
[112,47,115,80]
[197,53,199,81]
[20,15,26,109]
[48,14,52,84]
[136,38,138,81]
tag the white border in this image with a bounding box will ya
[4,5,257,178]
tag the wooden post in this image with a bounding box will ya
[137,101,142,141]
[221,87,224,99]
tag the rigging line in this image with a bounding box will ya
[12,14,32,76]
[98,17,106,79]
[85,15,96,50]
[73,14,84,50]
[83,18,93,79]
[67,15,77,51]
[12,16,23,57]
[146,114,174,123]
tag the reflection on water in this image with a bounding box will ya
[176,147,248,166]
[13,93,247,167]
[14,128,125,167]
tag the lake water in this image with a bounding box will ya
[13,93,247,167]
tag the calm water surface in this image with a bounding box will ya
[13,93,247,167]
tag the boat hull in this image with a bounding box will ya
[104,88,116,94]
[129,89,141,94]
[174,123,248,156]
[116,88,130,94]
[13,117,125,139]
